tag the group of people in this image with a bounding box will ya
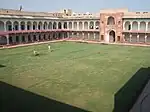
[33,45,51,56]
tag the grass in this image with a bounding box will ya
[0,42,150,112]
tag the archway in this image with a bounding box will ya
[6,21,12,31]
[43,22,47,30]
[58,22,62,29]
[38,22,42,30]
[33,22,37,30]
[109,30,115,42]
[48,22,52,29]
[0,21,4,31]
[107,16,115,25]
[79,22,82,30]
[20,21,25,30]
[64,22,67,29]
[27,21,32,30]
[13,21,19,30]
[53,22,57,29]
[69,22,72,29]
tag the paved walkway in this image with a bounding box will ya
[1,39,150,49]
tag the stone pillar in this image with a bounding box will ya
[122,34,125,42]
[77,22,79,30]
[6,35,9,45]
[130,34,132,42]
[146,22,148,31]
[25,34,28,43]
[88,33,90,40]
[72,22,74,30]
[4,22,6,31]
[137,34,139,42]
[83,22,84,30]
[82,32,84,40]
[94,22,96,30]
[72,32,74,38]
[25,23,27,30]
[138,22,140,31]
[67,32,70,38]
[145,35,147,43]
[94,33,96,40]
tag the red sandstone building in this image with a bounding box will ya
[0,8,150,46]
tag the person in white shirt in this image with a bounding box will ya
[48,45,51,51]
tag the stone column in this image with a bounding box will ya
[6,35,9,45]
[138,22,140,31]
[77,22,79,30]
[88,33,90,40]
[130,34,132,42]
[82,32,84,40]
[67,32,70,38]
[94,33,96,40]
[83,22,84,30]
[25,34,28,43]
[72,22,74,30]
[145,35,147,43]
[137,34,139,42]
[146,22,148,31]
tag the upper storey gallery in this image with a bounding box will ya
[0,9,100,32]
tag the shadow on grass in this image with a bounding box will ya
[0,81,90,112]
[113,67,150,112]
[0,65,5,68]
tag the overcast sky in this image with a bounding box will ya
[0,0,150,13]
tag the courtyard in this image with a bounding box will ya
[0,42,150,112]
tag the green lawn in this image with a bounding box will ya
[0,42,150,112]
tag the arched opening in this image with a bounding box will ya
[89,21,94,29]
[64,22,67,29]
[22,36,25,43]
[43,22,47,30]
[27,21,32,30]
[16,36,19,43]
[33,35,36,41]
[0,21,4,31]
[95,21,99,29]
[0,36,7,45]
[79,22,82,30]
[140,21,146,31]
[109,30,115,42]
[53,22,57,29]
[28,35,31,42]
[6,21,12,31]
[33,21,37,30]
[84,22,88,30]
[74,22,77,29]
[38,22,42,30]
[58,22,62,29]
[33,22,37,30]
[13,21,19,30]
[132,21,138,30]
[20,21,25,30]
[43,34,46,40]
[69,22,72,29]
[9,36,13,44]
[48,22,52,29]
[107,16,115,25]
[124,21,131,30]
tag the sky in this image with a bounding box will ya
[0,0,150,13]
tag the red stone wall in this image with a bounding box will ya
[100,12,124,42]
